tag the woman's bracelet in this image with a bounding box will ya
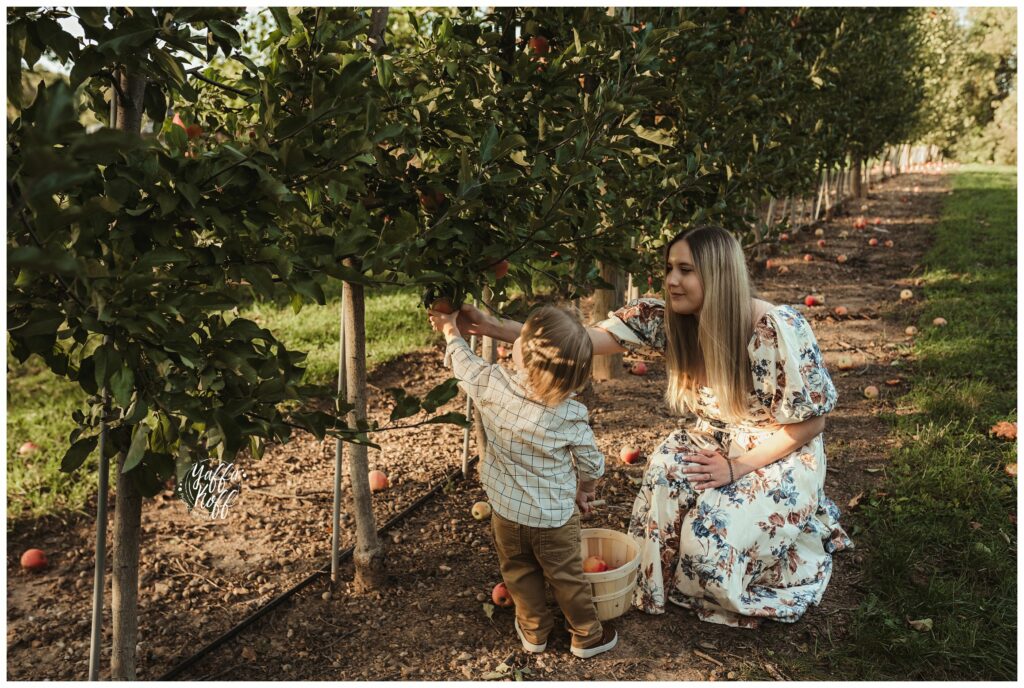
[725,458,735,485]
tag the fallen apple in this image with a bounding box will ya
[778,265,790,274]
[833,305,848,316]
[804,295,820,307]
[905,326,918,336]
[817,239,826,248]
[471,501,492,520]
[863,385,880,400]
[491,582,514,607]
[765,259,774,270]
[803,254,813,262]
[836,355,855,370]
[839,230,850,239]
[779,233,790,242]
[368,470,389,492]
[836,254,848,264]
[868,238,879,247]
[629,361,648,376]
[20,549,47,572]
[854,217,867,230]
[582,555,609,573]
[620,446,642,465]
[872,217,881,226]
[18,441,39,456]
[884,240,894,248]
[932,317,948,327]
[900,289,913,301]
[814,228,825,238]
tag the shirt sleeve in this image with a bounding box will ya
[591,297,667,357]
[444,337,498,402]
[569,420,605,482]
[748,306,837,423]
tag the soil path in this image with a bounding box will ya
[6,170,949,680]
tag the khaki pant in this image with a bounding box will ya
[491,510,603,646]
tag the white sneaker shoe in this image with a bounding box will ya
[514,617,547,653]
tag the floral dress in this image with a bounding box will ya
[595,298,853,628]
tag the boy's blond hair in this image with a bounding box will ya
[520,305,593,407]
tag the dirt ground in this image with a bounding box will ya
[6,170,950,681]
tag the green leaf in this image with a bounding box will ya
[97,27,158,56]
[151,47,187,87]
[122,423,151,473]
[110,366,135,408]
[270,7,294,36]
[61,435,98,473]
[421,377,461,413]
[424,411,471,428]
[387,387,421,422]
[480,124,499,163]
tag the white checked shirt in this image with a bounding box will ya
[444,336,605,528]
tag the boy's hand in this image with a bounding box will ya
[576,482,599,515]
[428,308,460,339]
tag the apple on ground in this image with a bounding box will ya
[833,305,848,316]
[814,228,825,238]
[817,239,826,248]
[620,446,642,465]
[777,265,790,274]
[368,470,389,492]
[20,549,47,572]
[932,317,948,327]
[779,233,789,242]
[837,355,855,370]
[872,217,881,225]
[884,240,894,248]
[471,501,492,520]
[900,289,913,301]
[491,582,514,607]
[629,361,648,376]
[863,385,880,400]
[803,254,813,262]
[18,441,39,456]
[905,326,919,336]
[836,254,848,264]
[868,238,879,247]
[582,555,609,573]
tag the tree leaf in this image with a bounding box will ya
[122,423,151,474]
[421,377,461,413]
[61,435,98,473]
[270,7,293,36]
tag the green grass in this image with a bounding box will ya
[6,285,439,522]
[794,165,1018,680]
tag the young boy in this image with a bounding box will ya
[429,304,617,658]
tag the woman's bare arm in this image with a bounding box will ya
[588,327,627,356]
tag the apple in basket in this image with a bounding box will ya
[583,555,609,573]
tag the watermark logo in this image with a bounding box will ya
[175,459,246,520]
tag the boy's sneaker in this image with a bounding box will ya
[570,621,617,659]
[514,618,547,653]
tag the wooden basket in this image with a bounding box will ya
[580,528,640,621]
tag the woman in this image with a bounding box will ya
[446,225,852,628]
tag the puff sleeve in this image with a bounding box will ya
[591,297,667,358]
[748,306,837,423]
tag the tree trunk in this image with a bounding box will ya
[851,156,864,199]
[110,67,147,682]
[591,262,625,380]
[473,288,495,456]
[343,274,386,591]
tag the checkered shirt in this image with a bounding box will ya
[444,336,604,528]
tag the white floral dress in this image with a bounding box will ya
[595,298,853,628]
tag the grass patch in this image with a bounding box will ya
[6,285,440,522]
[799,165,1017,679]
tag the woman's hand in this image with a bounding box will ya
[452,303,493,337]
[683,449,739,490]
[427,308,460,339]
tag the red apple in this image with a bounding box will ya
[528,36,549,56]
[804,295,819,307]
[833,305,848,316]
[836,254,848,264]
[868,238,879,247]
[471,501,492,520]
[550,251,560,259]
[853,217,867,230]
[368,470,389,492]
[18,441,39,456]
[779,233,790,242]
[872,217,881,226]
[765,259,774,270]
[491,582,514,607]
[884,240,894,248]
[620,446,642,465]
[20,549,47,572]
[582,555,609,573]
[186,124,203,140]
[803,254,813,262]
[491,259,510,280]
[172,112,186,131]
[418,189,445,213]
[629,361,648,376]
[429,298,456,315]
[817,239,826,248]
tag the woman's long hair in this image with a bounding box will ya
[663,226,755,422]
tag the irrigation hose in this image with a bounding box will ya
[158,455,479,681]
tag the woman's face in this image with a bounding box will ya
[665,239,704,315]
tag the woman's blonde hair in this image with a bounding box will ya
[520,305,593,407]
[664,226,754,422]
